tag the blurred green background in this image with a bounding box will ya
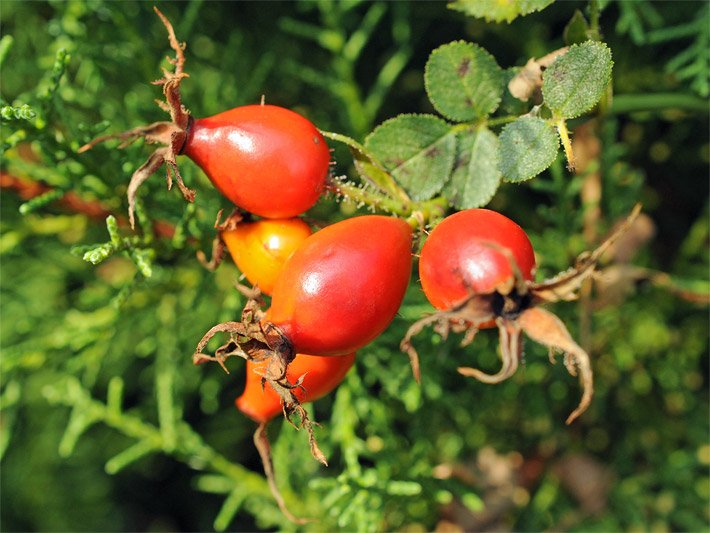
[1,1,708,531]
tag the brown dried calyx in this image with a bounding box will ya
[192,296,288,370]
[192,295,329,467]
[195,209,242,271]
[253,423,314,525]
[78,7,194,229]
[401,205,642,425]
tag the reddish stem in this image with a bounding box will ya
[1,172,176,239]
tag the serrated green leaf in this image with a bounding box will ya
[444,127,501,209]
[499,116,558,182]
[365,114,456,200]
[424,41,503,122]
[542,41,613,119]
[448,0,554,23]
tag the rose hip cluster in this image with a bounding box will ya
[81,8,638,522]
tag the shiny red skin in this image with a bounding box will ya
[268,216,413,356]
[183,105,330,218]
[236,352,356,424]
[221,218,312,296]
[419,209,536,310]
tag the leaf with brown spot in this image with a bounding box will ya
[444,127,502,209]
[498,116,559,183]
[543,41,613,119]
[365,114,456,200]
[425,41,503,122]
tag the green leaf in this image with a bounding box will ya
[59,404,96,458]
[107,377,124,415]
[424,41,503,121]
[385,480,423,496]
[214,489,247,531]
[564,10,591,45]
[444,127,501,209]
[130,248,154,278]
[353,155,406,199]
[18,189,63,214]
[0,35,13,69]
[82,243,115,265]
[321,130,411,202]
[448,0,554,23]
[365,114,456,200]
[542,41,613,119]
[499,116,559,182]
[1,104,36,122]
[195,475,236,495]
[105,441,158,475]
[462,492,485,513]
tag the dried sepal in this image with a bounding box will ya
[235,282,267,310]
[77,120,179,153]
[166,131,194,199]
[254,362,328,466]
[192,321,249,371]
[214,209,243,232]
[530,204,641,303]
[192,295,331,464]
[400,314,442,383]
[403,205,643,425]
[518,307,592,424]
[457,318,521,383]
[400,294,495,382]
[196,236,226,271]
[475,239,531,296]
[253,423,311,524]
[197,210,244,271]
[78,8,195,229]
[300,410,328,466]
[152,6,190,129]
[280,398,328,466]
[125,148,167,229]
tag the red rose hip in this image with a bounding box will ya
[184,105,330,218]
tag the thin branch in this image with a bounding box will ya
[1,172,176,239]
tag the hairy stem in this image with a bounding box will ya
[327,179,447,228]
[556,118,576,172]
